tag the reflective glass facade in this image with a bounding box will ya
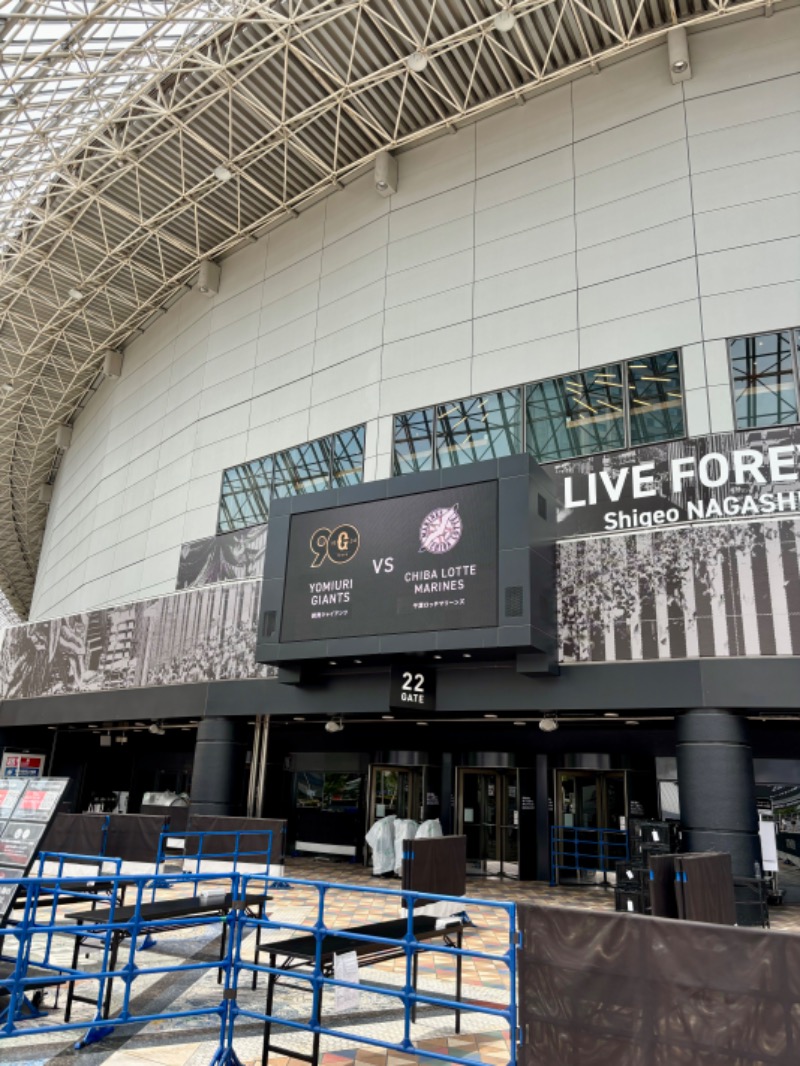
[730,330,800,429]
[218,424,365,534]
[393,351,684,472]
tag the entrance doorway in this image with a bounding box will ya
[553,769,629,882]
[557,770,627,831]
[367,766,423,824]
[456,768,519,878]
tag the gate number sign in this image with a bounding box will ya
[389,665,437,710]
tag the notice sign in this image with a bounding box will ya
[280,482,498,642]
[14,779,65,822]
[0,780,26,819]
[1,751,45,778]
[389,665,437,710]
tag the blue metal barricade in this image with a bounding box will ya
[226,874,518,1066]
[151,828,273,898]
[550,825,629,885]
[0,857,518,1066]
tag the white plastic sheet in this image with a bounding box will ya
[393,818,418,875]
[416,818,443,840]
[365,814,396,875]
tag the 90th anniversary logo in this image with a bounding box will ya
[310,524,360,567]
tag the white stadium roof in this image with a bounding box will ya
[0,0,770,618]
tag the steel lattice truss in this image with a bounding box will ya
[0,0,766,617]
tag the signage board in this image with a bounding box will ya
[1,751,45,778]
[279,481,499,642]
[0,777,68,924]
[552,425,800,539]
[258,456,558,666]
[389,665,437,710]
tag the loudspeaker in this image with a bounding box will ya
[667,26,692,84]
[196,259,221,297]
[374,151,398,198]
[102,349,123,378]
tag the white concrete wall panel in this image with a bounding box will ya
[30,10,800,621]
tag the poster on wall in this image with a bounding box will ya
[176,525,268,590]
[552,425,800,538]
[279,482,499,642]
[1,751,45,778]
[0,579,275,702]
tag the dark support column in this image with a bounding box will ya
[676,708,761,924]
[190,717,247,816]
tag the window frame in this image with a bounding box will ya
[391,348,686,473]
[215,423,366,535]
[727,327,800,432]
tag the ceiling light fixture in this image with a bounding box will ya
[0,379,12,394]
[324,717,344,733]
[67,288,84,301]
[212,164,233,182]
[484,713,497,719]
[148,722,165,735]
[416,721,428,727]
[493,8,516,33]
[604,712,619,718]
[407,50,428,73]
[625,720,640,726]
[513,721,526,726]
[539,715,559,733]
[382,715,395,720]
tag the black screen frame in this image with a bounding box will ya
[256,454,557,666]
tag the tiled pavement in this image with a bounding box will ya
[3,856,800,1066]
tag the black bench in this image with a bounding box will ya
[64,891,269,1021]
[255,915,464,1066]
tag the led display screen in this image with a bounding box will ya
[279,481,498,642]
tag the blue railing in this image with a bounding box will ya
[0,861,517,1066]
[151,828,274,897]
[550,825,629,886]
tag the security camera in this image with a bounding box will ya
[667,27,691,84]
[539,716,559,733]
[324,718,344,734]
[148,722,166,735]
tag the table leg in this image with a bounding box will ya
[64,924,84,1022]
[217,915,228,985]
[311,977,322,1066]
[102,933,121,1020]
[260,953,277,1066]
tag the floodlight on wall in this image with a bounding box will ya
[407,50,428,73]
[667,26,692,83]
[195,259,221,297]
[324,717,344,734]
[539,714,559,733]
[102,349,123,378]
[38,484,53,505]
[55,424,73,450]
[493,7,516,33]
[374,150,398,198]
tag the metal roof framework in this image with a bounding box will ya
[0,0,771,618]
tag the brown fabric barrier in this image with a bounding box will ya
[676,852,736,925]
[518,902,800,1066]
[185,815,286,862]
[39,813,107,860]
[105,814,168,863]
[402,836,467,898]
[648,854,678,919]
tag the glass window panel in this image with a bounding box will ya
[436,389,522,468]
[217,456,272,534]
[393,408,435,475]
[526,366,625,462]
[331,424,365,487]
[272,438,331,497]
[627,351,685,445]
[730,331,798,429]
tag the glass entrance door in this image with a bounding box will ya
[555,770,629,881]
[367,766,422,824]
[457,768,519,878]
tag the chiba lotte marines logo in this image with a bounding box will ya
[419,503,462,554]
